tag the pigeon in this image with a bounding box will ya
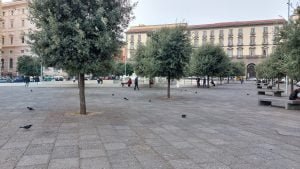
[195,91,197,94]
[112,94,114,96]
[181,114,186,118]
[27,107,34,111]
[20,124,32,129]
[148,99,151,102]
[123,97,129,100]
[184,90,187,92]
[30,89,32,92]
[246,93,250,96]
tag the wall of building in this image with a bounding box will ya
[125,20,285,78]
[0,0,34,76]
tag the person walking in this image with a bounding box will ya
[134,76,139,90]
[196,78,200,88]
[203,78,206,88]
[24,76,30,87]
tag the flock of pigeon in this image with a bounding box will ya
[20,89,193,130]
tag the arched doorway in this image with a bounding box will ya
[247,63,256,78]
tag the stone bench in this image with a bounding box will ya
[286,100,300,110]
[257,89,284,97]
[258,98,300,110]
[121,82,128,87]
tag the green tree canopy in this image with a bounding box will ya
[277,7,300,81]
[29,0,134,114]
[113,61,134,76]
[133,27,192,98]
[17,55,41,76]
[133,44,157,78]
[190,44,229,86]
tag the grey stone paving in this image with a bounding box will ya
[0,82,299,169]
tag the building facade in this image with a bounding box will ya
[0,0,34,77]
[126,19,286,78]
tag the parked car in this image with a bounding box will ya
[0,77,11,83]
[296,81,300,87]
[12,77,24,83]
[54,76,64,81]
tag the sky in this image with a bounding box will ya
[2,0,299,26]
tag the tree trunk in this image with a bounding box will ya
[79,73,87,115]
[277,77,280,90]
[207,76,210,88]
[227,75,230,84]
[167,74,170,98]
[219,77,222,85]
[291,79,294,92]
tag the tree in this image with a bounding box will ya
[190,44,229,87]
[29,0,135,114]
[113,62,134,76]
[276,7,300,89]
[145,27,192,98]
[17,55,41,76]
[133,44,157,87]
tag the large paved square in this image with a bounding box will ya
[0,82,299,169]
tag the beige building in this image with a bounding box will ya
[0,0,34,77]
[126,19,286,78]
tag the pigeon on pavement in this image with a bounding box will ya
[20,125,32,129]
[123,97,129,100]
[27,107,34,111]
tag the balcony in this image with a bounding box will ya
[246,55,259,59]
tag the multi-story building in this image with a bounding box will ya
[0,0,35,77]
[0,0,2,76]
[126,19,286,78]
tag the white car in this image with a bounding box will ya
[296,81,300,87]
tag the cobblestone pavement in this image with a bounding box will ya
[0,83,299,169]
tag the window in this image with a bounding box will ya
[22,20,25,27]
[210,30,214,37]
[130,35,134,49]
[21,50,25,53]
[210,37,214,44]
[202,31,207,38]
[238,28,243,36]
[21,36,25,43]
[263,27,268,34]
[3,12,5,16]
[2,22,5,28]
[238,37,243,46]
[219,38,224,46]
[11,10,14,16]
[22,8,25,14]
[1,59,4,69]
[250,36,255,45]
[227,48,233,57]
[219,30,224,37]
[2,37,4,45]
[228,29,233,36]
[228,37,233,46]
[249,48,256,56]
[9,58,13,69]
[10,20,14,28]
[10,36,13,45]
[262,48,268,57]
[137,34,142,45]
[202,31,207,45]
[263,36,268,44]
[193,31,199,47]
[274,26,280,34]
[10,50,13,54]
[237,48,243,58]
[251,27,255,34]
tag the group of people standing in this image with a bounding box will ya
[196,78,215,88]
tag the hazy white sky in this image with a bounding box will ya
[3,0,299,26]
